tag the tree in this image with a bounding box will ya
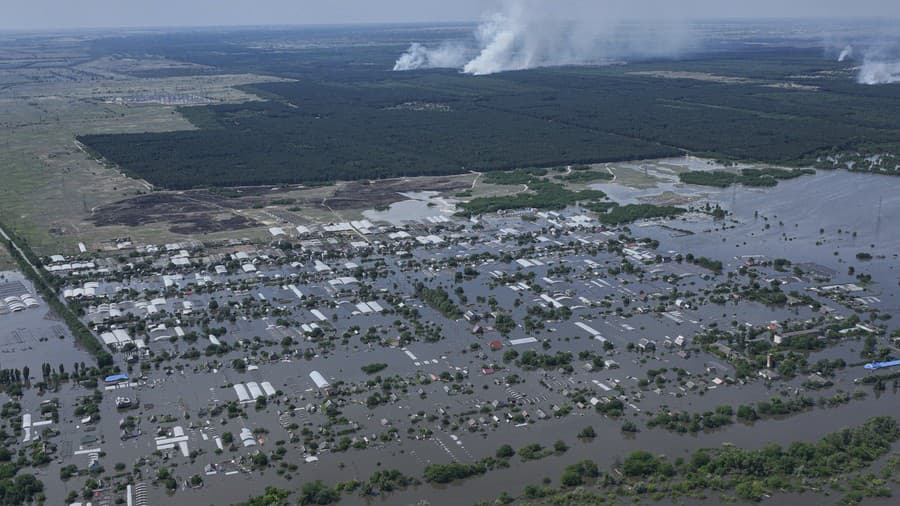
[423,462,486,483]
[251,452,268,469]
[239,487,290,506]
[862,335,877,359]
[496,444,515,459]
[561,469,583,487]
[554,440,569,453]
[623,451,659,477]
[299,481,339,505]
[736,405,759,422]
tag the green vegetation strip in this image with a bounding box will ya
[459,175,687,222]
[459,180,607,216]
[556,170,614,184]
[596,203,686,225]
[679,167,815,188]
[646,396,819,434]
[414,283,463,319]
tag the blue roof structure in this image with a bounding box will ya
[864,360,900,370]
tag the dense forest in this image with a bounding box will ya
[78,92,675,188]
[78,30,900,189]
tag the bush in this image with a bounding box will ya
[299,481,339,505]
[496,445,515,459]
[623,451,659,477]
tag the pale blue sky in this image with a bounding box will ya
[2,0,898,30]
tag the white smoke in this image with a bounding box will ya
[857,60,900,85]
[393,0,687,75]
[848,44,900,85]
[827,32,900,85]
[392,42,470,71]
[838,45,853,62]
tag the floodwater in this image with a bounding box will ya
[0,270,92,369]
[363,191,458,226]
[594,168,900,316]
[15,166,900,506]
[595,166,900,256]
[128,387,900,506]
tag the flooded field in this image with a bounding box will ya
[0,271,93,367]
[363,191,459,226]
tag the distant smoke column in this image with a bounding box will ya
[838,45,853,62]
[392,0,688,75]
[393,42,469,71]
[393,43,430,71]
[463,11,529,75]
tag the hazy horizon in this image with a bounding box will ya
[3,0,900,31]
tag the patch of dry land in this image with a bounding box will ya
[630,70,819,92]
[0,37,293,254]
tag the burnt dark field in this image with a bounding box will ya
[77,27,900,189]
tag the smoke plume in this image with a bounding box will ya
[393,0,687,75]
[392,42,470,71]
[857,61,900,85]
[838,45,853,62]
[829,28,900,85]
[844,45,900,85]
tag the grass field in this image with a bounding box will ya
[0,50,289,254]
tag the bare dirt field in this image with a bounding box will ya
[89,193,258,234]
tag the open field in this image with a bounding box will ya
[0,45,291,254]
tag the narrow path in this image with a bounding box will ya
[469,171,482,190]
[604,164,616,182]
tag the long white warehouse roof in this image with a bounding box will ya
[310,371,329,389]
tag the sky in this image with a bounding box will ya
[2,0,899,31]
